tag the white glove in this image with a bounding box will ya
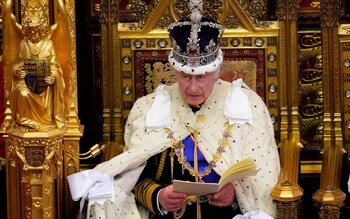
[232,210,274,219]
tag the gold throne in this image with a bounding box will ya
[1,0,82,218]
[98,0,349,218]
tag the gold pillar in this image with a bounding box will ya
[62,103,83,218]
[312,0,346,218]
[271,1,303,218]
[101,0,124,152]
[1,0,81,218]
[5,129,64,219]
[101,0,123,144]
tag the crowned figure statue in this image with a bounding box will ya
[4,7,69,132]
[2,1,76,218]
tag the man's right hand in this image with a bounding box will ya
[158,185,187,212]
[14,67,26,78]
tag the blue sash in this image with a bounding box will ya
[183,135,220,183]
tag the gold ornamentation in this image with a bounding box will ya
[25,147,45,167]
[156,15,173,29]
[145,61,176,94]
[196,114,205,122]
[7,132,63,171]
[298,31,323,145]
[32,197,43,209]
[164,122,234,179]
[4,2,70,132]
[127,0,150,27]
[30,45,40,56]
[0,157,5,171]
[236,0,272,28]
[310,1,320,9]
[21,0,49,29]
[155,150,168,181]
[223,15,243,29]
[341,25,350,34]
[320,0,340,28]
[99,0,108,24]
[274,199,301,218]
[318,204,344,218]
[172,0,223,21]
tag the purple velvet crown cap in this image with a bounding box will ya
[169,17,220,54]
[168,17,224,75]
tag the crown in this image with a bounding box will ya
[167,1,224,75]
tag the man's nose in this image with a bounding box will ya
[188,77,198,92]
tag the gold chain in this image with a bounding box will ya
[164,122,234,179]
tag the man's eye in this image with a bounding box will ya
[196,75,208,81]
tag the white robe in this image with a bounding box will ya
[68,79,280,218]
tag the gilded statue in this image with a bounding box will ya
[3,0,70,132]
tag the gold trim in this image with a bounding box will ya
[300,161,322,174]
[155,150,167,181]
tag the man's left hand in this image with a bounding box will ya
[45,75,55,84]
[207,183,235,207]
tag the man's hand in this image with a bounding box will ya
[207,183,235,207]
[14,67,26,78]
[158,185,187,212]
[45,75,55,84]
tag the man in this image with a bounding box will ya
[68,2,280,218]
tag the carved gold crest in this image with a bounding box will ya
[25,146,45,167]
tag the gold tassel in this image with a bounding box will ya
[174,126,203,218]
[196,201,201,219]
[174,195,201,219]
[170,148,174,181]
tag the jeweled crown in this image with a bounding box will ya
[167,1,224,75]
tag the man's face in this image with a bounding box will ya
[27,26,41,44]
[175,70,220,106]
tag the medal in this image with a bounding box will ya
[30,45,40,56]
